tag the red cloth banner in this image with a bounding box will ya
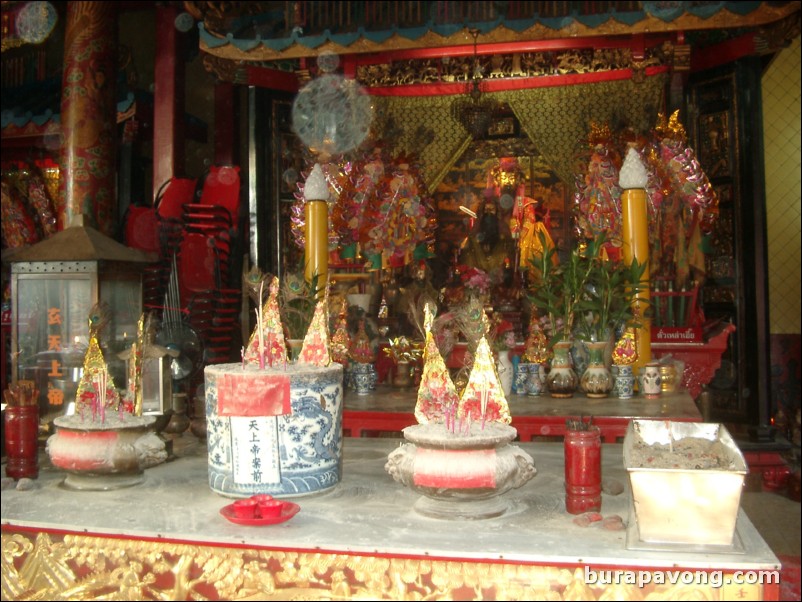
[217,374,291,417]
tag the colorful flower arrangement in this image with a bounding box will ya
[654,110,719,236]
[488,317,516,353]
[572,112,718,287]
[289,149,436,269]
[359,154,436,268]
[458,265,491,297]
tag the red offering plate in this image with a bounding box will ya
[220,501,300,526]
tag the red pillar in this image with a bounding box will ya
[58,1,118,234]
[152,4,185,198]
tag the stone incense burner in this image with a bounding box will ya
[385,422,536,520]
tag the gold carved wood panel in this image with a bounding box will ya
[1,529,769,600]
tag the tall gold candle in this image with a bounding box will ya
[303,164,330,292]
[619,149,651,373]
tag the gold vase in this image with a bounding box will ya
[660,363,678,393]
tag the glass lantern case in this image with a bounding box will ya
[9,223,153,426]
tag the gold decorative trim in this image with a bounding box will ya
[197,4,801,64]
[202,53,245,84]
[756,12,802,54]
[2,529,765,600]
[1,37,25,52]
[355,47,667,88]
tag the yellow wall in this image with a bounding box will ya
[763,35,802,334]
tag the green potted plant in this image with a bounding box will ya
[575,245,648,342]
[525,230,596,397]
[278,272,322,359]
[525,231,647,397]
[526,231,594,345]
[572,233,648,397]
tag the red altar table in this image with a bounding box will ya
[440,321,734,402]
[344,388,702,443]
[652,320,736,399]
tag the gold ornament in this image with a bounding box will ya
[2,528,757,601]
[654,109,687,142]
[612,327,638,366]
[75,303,120,417]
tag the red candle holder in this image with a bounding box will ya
[5,405,40,480]
[564,426,601,514]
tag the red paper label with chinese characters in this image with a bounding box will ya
[217,373,291,417]
[413,448,496,488]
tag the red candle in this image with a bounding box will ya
[5,405,40,479]
[564,427,602,514]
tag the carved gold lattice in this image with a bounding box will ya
[355,47,668,89]
[1,530,765,601]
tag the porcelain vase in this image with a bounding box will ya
[546,340,578,398]
[614,364,636,399]
[514,363,530,395]
[497,352,513,397]
[640,362,662,398]
[350,363,377,395]
[287,339,304,362]
[579,341,613,398]
[526,363,543,397]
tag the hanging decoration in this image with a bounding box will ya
[1,179,39,248]
[290,151,436,270]
[330,148,387,249]
[450,28,500,140]
[15,1,58,45]
[652,110,718,286]
[291,73,373,158]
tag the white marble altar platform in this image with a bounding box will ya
[1,436,781,600]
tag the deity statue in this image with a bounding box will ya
[514,196,556,272]
[349,318,375,364]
